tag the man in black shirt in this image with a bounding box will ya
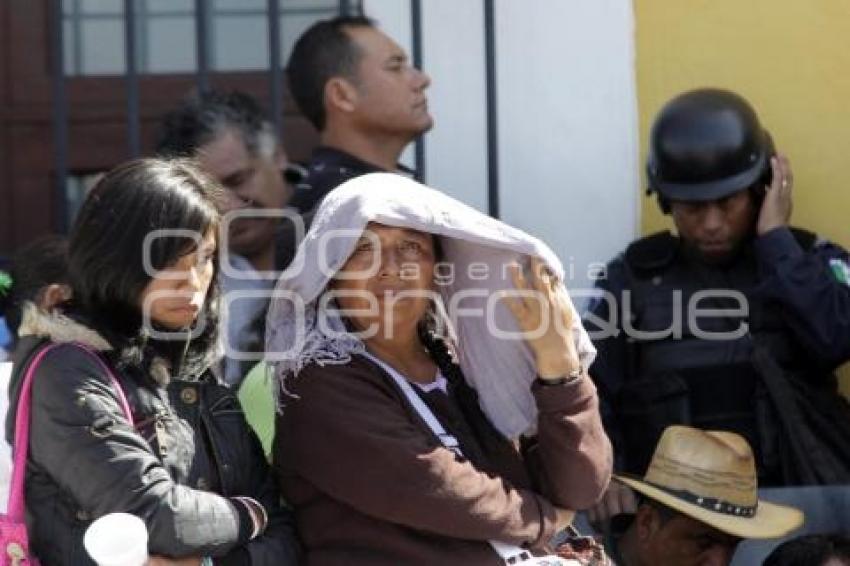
[278,16,432,268]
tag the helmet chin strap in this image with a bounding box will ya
[645,185,673,215]
[658,193,673,215]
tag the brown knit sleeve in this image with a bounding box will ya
[273,359,561,548]
[523,374,613,510]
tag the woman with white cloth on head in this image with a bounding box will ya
[267,172,612,565]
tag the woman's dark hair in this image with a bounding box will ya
[68,158,223,376]
[0,235,69,336]
[764,534,850,566]
[414,233,516,463]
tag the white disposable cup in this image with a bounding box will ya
[83,512,149,566]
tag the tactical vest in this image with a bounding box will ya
[615,229,818,484]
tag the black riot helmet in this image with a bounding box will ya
[646,88,775,214]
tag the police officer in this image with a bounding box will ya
[584,88,850,523]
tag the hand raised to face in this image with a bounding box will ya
[501,257,581,381]
[757,153,794,236]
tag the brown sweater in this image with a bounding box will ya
[273,354,611,566]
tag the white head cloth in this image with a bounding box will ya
[266,172,595,438]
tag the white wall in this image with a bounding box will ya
[363,0,639,298]
[363,0,488,212]
[421,0,489,212]
[495,0,639,296]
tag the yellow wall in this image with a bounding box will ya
[634,0,850,394]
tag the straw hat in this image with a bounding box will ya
[615,425,803,539]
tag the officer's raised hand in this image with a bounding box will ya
[757,153,793,236]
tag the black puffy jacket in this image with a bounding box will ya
[5,311,300,565]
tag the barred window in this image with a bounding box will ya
[62,0,346,76]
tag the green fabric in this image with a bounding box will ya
[237,362,275,459]
[0,270,12,297]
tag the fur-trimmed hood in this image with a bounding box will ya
[16,302,211,386]
[18,301,112,352]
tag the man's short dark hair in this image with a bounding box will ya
[156,89,276,159]
[764,534,850,566]
[287,16,375,131]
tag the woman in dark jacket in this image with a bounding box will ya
[6,159,300,565]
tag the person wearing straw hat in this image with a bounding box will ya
[608,425,803,566]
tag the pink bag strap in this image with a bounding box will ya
[7,341,134,522]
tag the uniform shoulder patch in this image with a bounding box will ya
[829,258,850,287]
